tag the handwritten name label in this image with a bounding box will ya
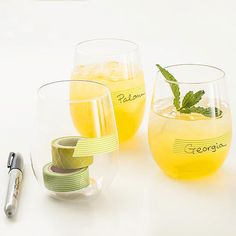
[184,143,227,154]
[173,133,231,155]
[116,92,145,104]
[111,85,145,105]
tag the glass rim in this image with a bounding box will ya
[37,79,111,103]
[75,38,139,56]
[157,63,225,85]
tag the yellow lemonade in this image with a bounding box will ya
[148,98,232,179]
[71,61,146,142]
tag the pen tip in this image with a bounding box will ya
[7,211,12,217]
[4,205,16,218]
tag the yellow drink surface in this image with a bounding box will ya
[148,98,232,179]
[71,62,146,142]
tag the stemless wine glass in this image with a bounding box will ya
[148,64,232,179]
[71,38,146,142]
[31,80,118,200]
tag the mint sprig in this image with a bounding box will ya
[156,64,223,118]
[156,64,181,110]
[181,106,223,117]
[180,90,205,110]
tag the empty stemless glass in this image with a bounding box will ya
[31,80,118,200]
[148,64,232,179]
[71,38,146,142]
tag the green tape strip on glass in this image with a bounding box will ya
[73,134,119,157]
[173,132,231,155]
[43,163,89,192]
[52,136,93,169]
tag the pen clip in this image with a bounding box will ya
[7,152,15,169]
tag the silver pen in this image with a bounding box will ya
[4,152,24,217]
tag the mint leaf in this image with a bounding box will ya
[156,64,181,110]
[181,106,223,118]
[181,90,205,109]
[156,64,223,118]
[181,91,194,109]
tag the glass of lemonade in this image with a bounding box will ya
[71,39,146,142]
[148,64,232,179]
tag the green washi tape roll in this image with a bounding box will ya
[52,136,93,169]
[43,163,89,192]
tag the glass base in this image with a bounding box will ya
[47,179,100,201]
[163,167,222,180]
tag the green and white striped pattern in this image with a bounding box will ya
[43,163,89,192]
[52,136,93,169]
[73,134,118,157]
[173,133,231,154]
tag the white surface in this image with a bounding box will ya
[0,0,236,235]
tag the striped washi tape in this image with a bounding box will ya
[44,134,118,192]
[43,163,89,192]
[111,85,145,106]
[173,132,231,155]
[73,134,119,157]
[52,136,93,169]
